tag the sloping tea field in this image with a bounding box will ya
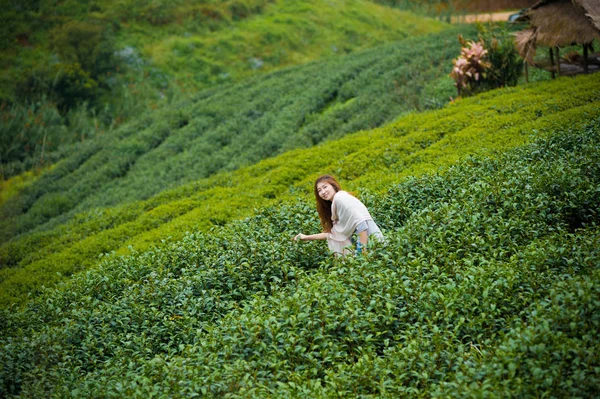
[1,0,448,171]
[0,73,599,309]
[1,75,599,396]
[0,24,479,306]
[1,2,599,395]
[138,0,449,87]
[3,0,448,99]
[1,25,471,241]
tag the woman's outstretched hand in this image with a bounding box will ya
[293,233,306,241]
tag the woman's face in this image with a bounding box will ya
[316,181,336,201]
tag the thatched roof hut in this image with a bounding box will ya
[458,0,536,12]
[515,0,600,67]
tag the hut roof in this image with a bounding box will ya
[515,0,600,63]
[532,0,600,17]
[575,0,600,31]
[527,0,600,47]
[531,0,600,30]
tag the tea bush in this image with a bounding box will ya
[0,73,598,307]
[1,120,598,397]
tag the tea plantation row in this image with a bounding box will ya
[0,25,470,244]
[1,118,598,397]
[2,0,446,169]
[1,74,599,308]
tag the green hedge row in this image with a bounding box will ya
[0,26,471,244]
[1,0,447,177]
[1,118,598,397]
[0,73,599,308]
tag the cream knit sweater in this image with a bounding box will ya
[327,191,374,254]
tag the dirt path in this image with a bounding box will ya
[451,11,515,24]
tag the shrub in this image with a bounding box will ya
[13,20,117,113]
[450,24,524,97]
[477,23,523,89]
[50,20,116,80]
[0,100,64,167]
[450,37,491,96]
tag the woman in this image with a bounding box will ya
[293,174,383,256]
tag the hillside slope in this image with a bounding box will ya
[2,0,447,98]
[140,0,449,87]
[1,0,448,173]
[1,104,598,397]
[0,26,473,242]
[0,74,598,308]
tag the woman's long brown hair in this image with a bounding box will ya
[314,175,341,232]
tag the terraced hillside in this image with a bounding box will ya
[2,3,599,395]
[1,73,598,308]
[2,0,448,98]
[1,26,470,241]
[1,75,598,397]
[1,0,448,171]
[0,24,477,305]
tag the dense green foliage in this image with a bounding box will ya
[2,3,598,395]
[0,0,280,103]
[1,117,598,397]
[477,24,523,91]
[373,0,454,15]
[0,0,447,168]
[0,73,598,308]
[0,26,472,239]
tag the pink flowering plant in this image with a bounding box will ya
[450,36,492,96]
[451,25,524,97]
